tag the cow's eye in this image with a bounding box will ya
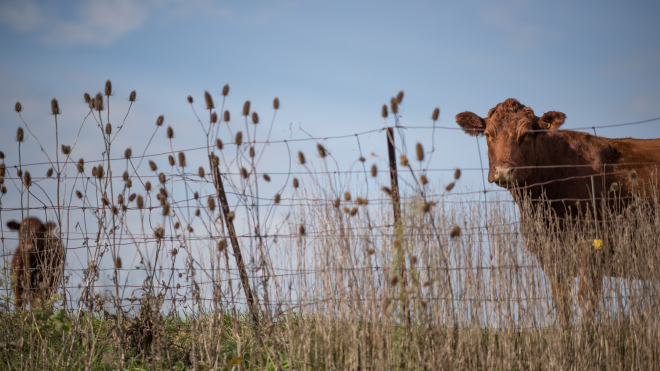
[484,132,490,138]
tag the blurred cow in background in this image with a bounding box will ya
[8,217,65,309]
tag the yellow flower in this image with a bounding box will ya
[593,239,603,250]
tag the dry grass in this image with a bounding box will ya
[0,83,659,370]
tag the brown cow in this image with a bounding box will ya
[456,98,660,325]
[8,217,64,310]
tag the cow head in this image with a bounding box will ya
[456,98,566,188]
[7,218,58,253]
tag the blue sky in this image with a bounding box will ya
[0,0,659,310]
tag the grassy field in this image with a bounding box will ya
[1,82,659,370]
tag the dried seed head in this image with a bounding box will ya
[15,102,22,113]
[390,98,398,114]
[1,186,6,194]
[416,143,424,162]
[174,221,180,229]
[137,195,144,209]
[45,168,54,178]
[298,224,306,236]
[77,158,84,173]
[344,191,351,201]
[95,93,104,111]
[16,127,25,142]
[410,255,417,265]
[51,98,60,115]
[167,126,174,139]
[274,193,281,204]
[124,148,132,159]
[293,178,299,188]
[400,155,409,167]
[117,194,124,204]
[450,226,461,238]
[17,169,22,177]
[432,107,440,121]
[61,144,72,155]
[227,211,235,222]
[222,84,229,96]
[298,151,306,165]
[359,156,366,162]
[629,170,637,182]
[195,208,200,217]
[317,144,326,158]
[168,155,175,166]
[96,165,104,179]
[208,195,216,211]
[218,239,227,251]
[0,176,3,185]
[105,80,112,96]
[0,164,5,177]
[333,198,340,208]
[145,181,152,191]
[610,182,619,193]
[381,104,388,118]
[24,171,32,187]
[172,249,178,256]
[235,131,243,146]
[114,257,122,269]
[357,197,369,206]
[204,91,214,109]
[76,190,83,199]
[242,100,250,116]
[156,115,165,127]
[216,139,223,150]
[252,112,259,124]
[396,91,404,104]
[349,207,358,216]
[381,186,392,196]
[273,97,280,109]
[421,202,432,213]
[211,154,220,167]
[149,161,157,171]
[371,164,377,177]
[162,202,170,216]
[129,90,137,102]
[187,95,193,104]
[102,195,110,206]
[194,191,199,199]
[154,226,165,240]
[0,151,3,159]
[159,172,166,184]
[111,205,119,215]
[454,168,461,180]
[263,173,271,182]
[420,174,428,186]
[178,152,186,167]
[82,93,90,104]
[105,123,113,135]
[224,110,230,122]
[241,167,249,179]
[389,275,398,286]
[211,112,218,123]
[123,171,129,181]
[249,146,255,157]
[92,166,97,177]
[367,248,375,255]
[445,182,455,192]
[198,167,205,177]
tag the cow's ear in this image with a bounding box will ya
[539,111,566,131]
[7,221,20,230]
[456,112,486,136]
[43,222,57,231]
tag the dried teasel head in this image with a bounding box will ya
[46,168,54,178]
[51,98,60,115]
[117,194,124,204]
[273,97,280,109]
[17,169,22,177]
[154,226,165,240]
[129,193,136,202]
[76,190,83,199]
[159,172,166,184]
[102,195,110,206]
[396,91,404,104]
[94,93,104,111]
[195,208,200,217]
[168,155,175,166]
[92,166,97,177]
[240,167,249,179]
[84,93,91,103]
[299,224,306,236]
[0,164,5,177]
[145,181,152,191]
[174,221,180,229]
[167,126,174,139]
[420,174,428,186]
[129,90,137,102]
[111,205,118,215]
[356,197,368,206]
[389,275,398,286]
[77,158,84,173]
[371,164,377,177]
[390,98,398,115]
[211,112,218,123]
[194,191,199,199]
[381,186,392,196]
[350,207,358,216]
[178,152,186,167]
[333,198,340,208]
[242,100,250,116]
[293,178,299,188]
[344,191,351,201]
[208,195,216,211]
[123,171,129,182]
[249,146,255,157]
[61,145,72,155]
[211,154,219,167]
[629,170,637,183]
[114,257,122,269]
[359,156,366,162]
[454,168,461,180]
[227,211,235,222]
[198,166,205,177]
[445,182,455,192]
[204,91,214,109]
[137,195,144,209]
[274,193,281,204]
[105,123,112,134]
[432,107,440,121]
[450,226,461,238]
[15,102,22,113]
[421,202,432,213]
[162,202,170,216]
[263,174,271,182]
[222,84,230,96]
[400,155,409,167]
[252,112,259,124]
[0,151,4,159]
[96,165,104,179]
[416,143,424,162]
[224,110,230,122]
[610,182,619,193]
[105,80,112,96]
[235,131,243,146]
[16,127,25,142]
[156,115,164,127]
[124,147,132,159]
[24,171,32,187]
[218,239,227,251]
[187,95,193,103]
[216,139,223,150]
[0,186,6,194]
[298,151,306,165]
[381,104,388,118]
[149,160,157,171]
[317,144,326,158]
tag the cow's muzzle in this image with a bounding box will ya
[489,165,516,188]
